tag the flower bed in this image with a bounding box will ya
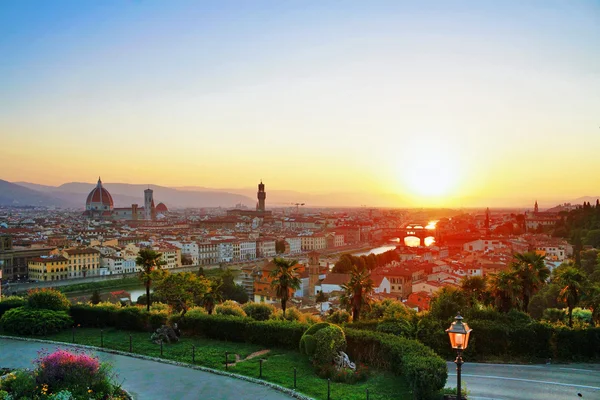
[0,349,130,400]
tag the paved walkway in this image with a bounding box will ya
[0,338,295,400]
[446,361,600,399]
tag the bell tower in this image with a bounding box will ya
[257,180,266,213]
[534,200,539,214]
[307,251,320,301]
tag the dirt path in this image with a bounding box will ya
[229,349,271,366]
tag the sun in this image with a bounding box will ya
[397,137,461,199]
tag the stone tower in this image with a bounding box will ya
[257,180,266,212]
[308,251,320,301]
[534,200,539,214]
[144,188,155,221]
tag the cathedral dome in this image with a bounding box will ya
[156,202,168,213]
[85,177,114,211]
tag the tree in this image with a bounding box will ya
[275,240,286,254]
[340,265,374,322]
[154,272,210,317]
[582,284,600,325]
[269,257,302,318]
[219,269,249,303]
[511,252,550,313]
[136,249,166,312]
[201,279,223,315]
[430,286,468,322]
[489,271,522,313]
[90,290,101,305]
[555,266,587,327]
[181,254,194,266]
[461,276,488,307]
[316,290,328,313]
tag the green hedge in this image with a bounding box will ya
[69,304,167,331]
[345,328,447,399]
[171,312,308,349]
[1,307,72,336]
[417,314,600,362]
[0,296,27,318]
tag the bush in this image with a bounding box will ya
[315,362,369,384]
[542,308,566,323]
[345,328,447,399]
[0,296,26,317]
[377,319,415,338]
[328,310,351,324]
[69,303,166,331]
[313,324,347,366]
[215,300,247,318]
[0,307,72,336]
[27,288,70,311]
[242,302,274,321]
[300,322,331,357]
[2,349,122,399]
[172,312,308,349]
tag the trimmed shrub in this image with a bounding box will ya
[246,319,307,348]
[345,328,447,399]
[313,324,346,366]
[377,319,415,338]
[172,312,308,348]
[69,303,167,331]
[345,320,379,332]
[0,296,26,317]
[300,322,331,357]
[1,307,72,336]
[215,300,247,318]
[327,310,351,324]
[242,302,274,321]
[27,288,71,311]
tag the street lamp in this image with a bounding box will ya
[446,313,472,400]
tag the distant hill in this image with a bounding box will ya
[0,180,76,207]
[13,181,255,209]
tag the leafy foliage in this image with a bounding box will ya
[136,248,166,312]
[215,300,247,317]
[0,296,26,317]
[153,271,210,316]
[340,265,374,322]
[269,257,302,317]
[27,288,71,311]
[242,302,274,321]
[0,307,72,336]
[313,324,347,366]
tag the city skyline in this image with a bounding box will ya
[1,1,599,207]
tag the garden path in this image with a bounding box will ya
[0,338,295,400]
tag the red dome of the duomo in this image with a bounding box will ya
[156,202,168,213]
[85,177,114,211]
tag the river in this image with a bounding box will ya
[352,244,398,257]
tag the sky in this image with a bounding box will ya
[1,1,599,207]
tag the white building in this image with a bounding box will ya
[239,240,257,261]
[300,234,327,251]
[463,239,505,252]
[218,241,234,263]
[257,239,276,259]
[285,237,302,254]
[198,242,219,265]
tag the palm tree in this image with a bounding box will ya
[461,276,488,307]
[511,252,550,313]
[555,266,587,327]
[201,279,223,315]
[135,249,165,312]
[340,265,374,322]
[489,271,522,313]
[269,257,302,318]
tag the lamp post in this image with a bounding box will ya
[446,313,472,400]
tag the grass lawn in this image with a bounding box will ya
[14,328,412,400]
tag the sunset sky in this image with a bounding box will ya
[1,1,599,207]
